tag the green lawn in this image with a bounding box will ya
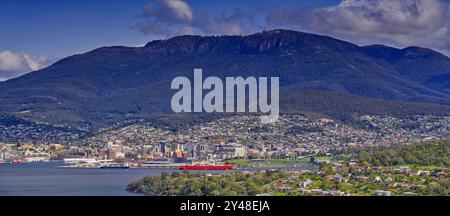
[314,156,332,161]
[226,158,311,167]
[392,164,449,171]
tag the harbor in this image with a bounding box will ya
[0,162,231,196]
[55,157,234,170]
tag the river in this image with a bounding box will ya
[0,162,227,196]
[0,162,315,196]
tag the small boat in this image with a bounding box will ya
[100,166,129,169]
[100,163,129,169]
[179,165,233,170]
[11,159,22,164]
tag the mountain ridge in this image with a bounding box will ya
[0,29,449,129]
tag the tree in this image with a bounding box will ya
[160,172,169,179]
[171,172,181,178]
[319,162,333,175]
[310,156,316,164]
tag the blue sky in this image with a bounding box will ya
[1,0,450,81]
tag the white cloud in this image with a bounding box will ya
[261,0,450,56]
[310,0,450,55]
[137,0,254,37]
[0,50,53,81]
[163,0,193,22]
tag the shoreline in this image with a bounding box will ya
[1,161,317,171]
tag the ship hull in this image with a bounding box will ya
[179,165,233,170]
[100,166,129,169]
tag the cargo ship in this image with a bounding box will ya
[179,165,233,170]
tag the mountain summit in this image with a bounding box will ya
[0,29,449,129]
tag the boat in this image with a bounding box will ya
[100,166,129,169]
[139,161,186,169]
[179,165,233,170]
[99,163,129,169]
[11,159,22,164]
[63,158,99,164]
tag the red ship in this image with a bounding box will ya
[179,165,233,170]
[11,159,22,164]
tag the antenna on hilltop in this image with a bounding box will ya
[258,21,269,33]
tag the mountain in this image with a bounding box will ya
[362,45,450,96]
[0,29,449,129]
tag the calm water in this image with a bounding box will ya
[0,162,313,196]
[0,162,224,196]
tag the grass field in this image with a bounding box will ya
[392,164,449,171]
[226,158,313,167]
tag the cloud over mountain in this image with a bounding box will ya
[136,0,254,37]
[311,0,450,54]
[136,0,450,56]
[264,0,450,56]
[0,51,53,81]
